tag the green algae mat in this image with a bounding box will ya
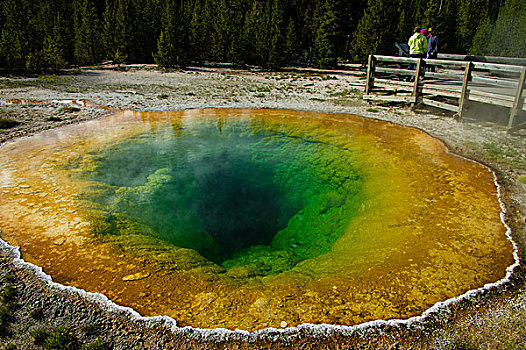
[0,108,515,330]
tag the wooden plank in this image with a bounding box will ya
[422,71,465,80]
[365,55,376,95]
[472,61,523,74]
[508,67,526,129]
[363,95,416,102]
[375,55,468,69]
[437,53,526,66]
[468,94,514,108]
[373,55,419,64]
[375,78,414,87]
[423,58,468,69]
[374,82,413,93]
[422,98,459,112]
[481,56,526,66]
[468,89,515,103]
[473,62,522,74]
[411,59,423,108]
[458,62,473,119]
[376,67,413,76]
[437,53,480,61]
[422,87,461,98]
[423,85,462,94]
[471,75,519,89]
[507,121,526,133]
[376,64,465,79]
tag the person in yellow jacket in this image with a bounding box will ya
[407,27,428,77]
[408,26,428,57]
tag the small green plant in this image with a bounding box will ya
[86,338,109,350]
[29,307,44,320]
[256,86,271,93]
[0,306,12,335]
[0,280,17,334]
[60,106,81,113]
[519,176,526,184]
[0,118,20,129]
[44,326,79,350]
[30,327,50,345]
[157,94,169,99]
[366,107,380,113]
[48,116,63,122]
[2,275,15,284]
[449,339,479,350]
[482,142,504,160]
[333,98,364,107]
[65,69,82,75]
[81,322,99,335]
[0,284,16,308]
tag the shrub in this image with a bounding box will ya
[43,326,79,350]
[0,118,20,129]
[30,327,50,345]
[29,307,44,320]
[86,338,109,350]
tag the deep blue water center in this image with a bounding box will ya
[81,116,363,273]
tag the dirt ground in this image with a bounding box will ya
[0,64,526,349]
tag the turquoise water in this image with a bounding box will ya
[77,117,364,275]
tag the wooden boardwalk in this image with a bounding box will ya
[363,54,526,133]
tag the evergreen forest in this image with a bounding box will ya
[0,0,525,72]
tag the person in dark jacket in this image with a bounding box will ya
[427,27,439,72]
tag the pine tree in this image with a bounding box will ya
[284,18,300,64]
[313,0,342,68]
[210,0,233,61]
[456,0,491,54]
[189,0,211,63]
[351,0,398,61]
[43,36,67,71]
[225,0,247,63]
[154,30,177,68]
[423,0,442,29]
[0,0,29,70]
[132,0,160,63]
[485,0,526,57]
[470,15,493,55]
[74,0,103,65]
[267,0,285,68]
[43,14,68,71]
[153,0,184,68]
[240,1,259,64]
[0,0,512,71]
[102,0,115,59]
[113,0,129,63]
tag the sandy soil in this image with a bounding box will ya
[0,64,525,349]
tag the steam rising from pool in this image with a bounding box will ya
[0,108,515,330]
[80,117,362,271]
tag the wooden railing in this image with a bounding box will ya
[437,53,526,66]
[364,55,526,133]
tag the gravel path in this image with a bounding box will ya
[0,65,525,349]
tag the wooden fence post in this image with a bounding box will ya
[508,67,526,130]
[458,61,473,120]
[411,58,424,108]
[365,55,376,95]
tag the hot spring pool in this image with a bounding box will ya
[0,108,514,330]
